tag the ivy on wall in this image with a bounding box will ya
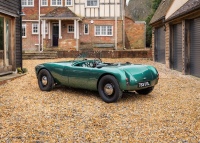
[145,0,162,47]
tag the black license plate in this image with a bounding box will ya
[138,81,150,88]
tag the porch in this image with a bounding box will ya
[40,7,81,51]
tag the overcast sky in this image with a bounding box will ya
[126,0,130,5]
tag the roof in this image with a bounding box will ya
[41,7,81,20]
[150,0,174,24]
[166,0,200,21]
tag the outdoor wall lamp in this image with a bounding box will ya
[162,17,166,31]
[163,24,166,31]
[62,24,66,28]
[152,29,155,34]
[17,11,25,16]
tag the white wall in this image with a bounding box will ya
[166,0,189,19]
[73,0,122,18]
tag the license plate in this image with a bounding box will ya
[138,81,150,88]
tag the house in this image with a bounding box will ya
[0,0,22,75]
[22,0,146,52]
[150,0,200,78]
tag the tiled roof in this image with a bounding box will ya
[41,7,80,20]
[150,0,174,24]
[166,0,200,21]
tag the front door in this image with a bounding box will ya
[53,23,59,47]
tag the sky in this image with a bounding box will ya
[126,0,130,5]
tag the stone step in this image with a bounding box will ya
[23,52,58,59]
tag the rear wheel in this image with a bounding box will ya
[98,75,122,103]
[38,69,54,91]
[136,86,154,95]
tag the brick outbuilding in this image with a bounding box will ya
[150,0,200,78]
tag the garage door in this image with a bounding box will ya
[155,26,165,64]
[172,23,182,72]
[190,17,200,77]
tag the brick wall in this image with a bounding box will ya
[57,49,152,59]
[22,22,39,51]
[59,39,76,50]
[125,17,145,49]
[79,19,123,50]
[165,23,170,68]
[151,27,155,61]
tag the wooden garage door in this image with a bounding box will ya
[155,26,165,64]
[172,23,182,72]
[190,17,200,77]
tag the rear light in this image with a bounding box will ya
[126,78,129,85]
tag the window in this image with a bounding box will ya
[86,0,98,7]
[32,23,38,34]
[42,23,48,34]
[22,24,26,37]
[51,0,62,6]
[41,0,48,6]
[95,25,113,36]
[67,25,74,33]
[65,0,72,6]
[84,24,89,35]
[0,17,4,51]
[22,0,34,6]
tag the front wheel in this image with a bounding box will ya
[98,75,122,103]
[136,86,154,95]
[38,69,54,91]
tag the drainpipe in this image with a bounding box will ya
[20,0,23,69]
[122,0,125,49]
[115,0,117,50]
[76,19,80,51]
[39,0,41,51]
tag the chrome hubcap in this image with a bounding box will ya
[41,76,48,86]
[104,83,114,96]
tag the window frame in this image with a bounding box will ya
[86,0,99,7]
[22,23,26,38]
[32,23,39,34]
[65,0,73,6]
[95,25,113,36]
[41,0,48,6]
[84,24,89,35]
[67,24,74,33]
[51,0,63,6]
[22,0,34,7]
[41,23,48,35]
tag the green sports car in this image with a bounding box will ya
[35,57,159,103]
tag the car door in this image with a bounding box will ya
[64,65,98,90]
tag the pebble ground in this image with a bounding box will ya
[0,58,200,142]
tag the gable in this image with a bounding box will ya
[166,0,200,21]
[165,0,189,19]
[150,0,174,25]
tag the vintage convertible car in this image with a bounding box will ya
[35,57,159,103]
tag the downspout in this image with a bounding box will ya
[20,0,23,69]
[144,21,146,48]
[39,0,41,51]
[115,0,117,50]
[76,19,81,51]
[122,0,125,49]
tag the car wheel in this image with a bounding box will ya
[98,75,122,103]
[136,86,154,95]
[38,69,54,91]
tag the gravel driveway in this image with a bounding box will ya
[1,58,200,142]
